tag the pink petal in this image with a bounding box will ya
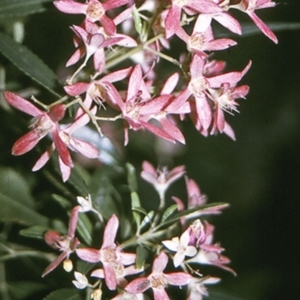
[52,128,73,167]
[119,252,136,266]
[54,0,87,15]
[100,14,116,35]
[153,288,170,300]
[32,144,54,171]
[138,120,175,143]
[161,73,179,95]
[64,82,90,96]
[69,137,99,158]
[66,48,84,67]
[214,12,242,35]
[4,91,43,117]
[103,262,117,290]
[41,251,68,277]
[68,206,80,238]
[247,11,278,44]
[76,248,100,263]
[102,214,119,248]
[12,130,41,155]
[158,117,185,144]
[91,268,104,278]
[165,5,181,39]
[152,252,168,273]
[125,277,150,293]
[164,272,193,286]
[127,65,143,101]
[58,157,72,182]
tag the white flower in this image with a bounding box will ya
[72,271,89,289]
[162,229,197,267]
[77,194,93,212]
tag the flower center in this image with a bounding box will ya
[31,115,55,137]
[188,77,207,96]
[86,1,104,21]
[150,274,168,289]
[102,248,117,263]
[188,33,206,51]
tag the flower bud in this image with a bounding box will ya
[188,219,206,248]
[63,259,73,272]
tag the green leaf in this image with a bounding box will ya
[132,6,143,36]
[140,210,154,230]
[0,0,53,18]
[0,192,48,225]
[7,281,47,300]
[0,31,59,95]
[131,191,141,227]
[89,167,120,220]
[19,225,49,239]
[136,245,149,269]
[65,164,90,197]
[76,213,93,246]
[0,167,35,209]
[0,167,48,225]
[43,288,83,300]
[156,202,229,229]
[126,162,138,192]
[52,194,72,209]
[161,204,178,223]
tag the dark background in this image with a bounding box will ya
[1,1,300,299]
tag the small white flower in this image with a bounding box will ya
[77,194,93,212]
[162,229,197,267]
[72,271,89,289]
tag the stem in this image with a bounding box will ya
[0,250,55,263]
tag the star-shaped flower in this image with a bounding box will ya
[125,252,193,300]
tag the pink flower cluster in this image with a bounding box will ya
[42,162,233,300]
[3,0,277,181]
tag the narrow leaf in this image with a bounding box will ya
[136,245,149,269]
[0,167,35,209]
[0,31,59,95]
[43,288,83,300]
[0,192,48,226]
[126,162,138,192]
[132,6,143,36]
[131,191,141,227]
[0,0,53,18]
[76,213,93,246]
[19,225,49,239]
[156,202,229,229]
[161,204,178,223]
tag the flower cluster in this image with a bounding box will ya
[42,162,231,300]
[3,0,277,181]
[2,0,278,299]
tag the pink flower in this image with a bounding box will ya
[186,221,236,275]
[3,91,73,168]
[125,252,193,300]
[105,65,182,145]
[91,264,144,289]
[176,22,237,58]
[141,161,185,201]
[64,66,132,116]
[42,206,80,277]
[231,0,278,43]
[162,229,197,267]
[187,276,221,300]
[175,55,251,137]
[32,107,99,182]
[76,214,136,290]
[165,0,222,38]
[54,0,131,35]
